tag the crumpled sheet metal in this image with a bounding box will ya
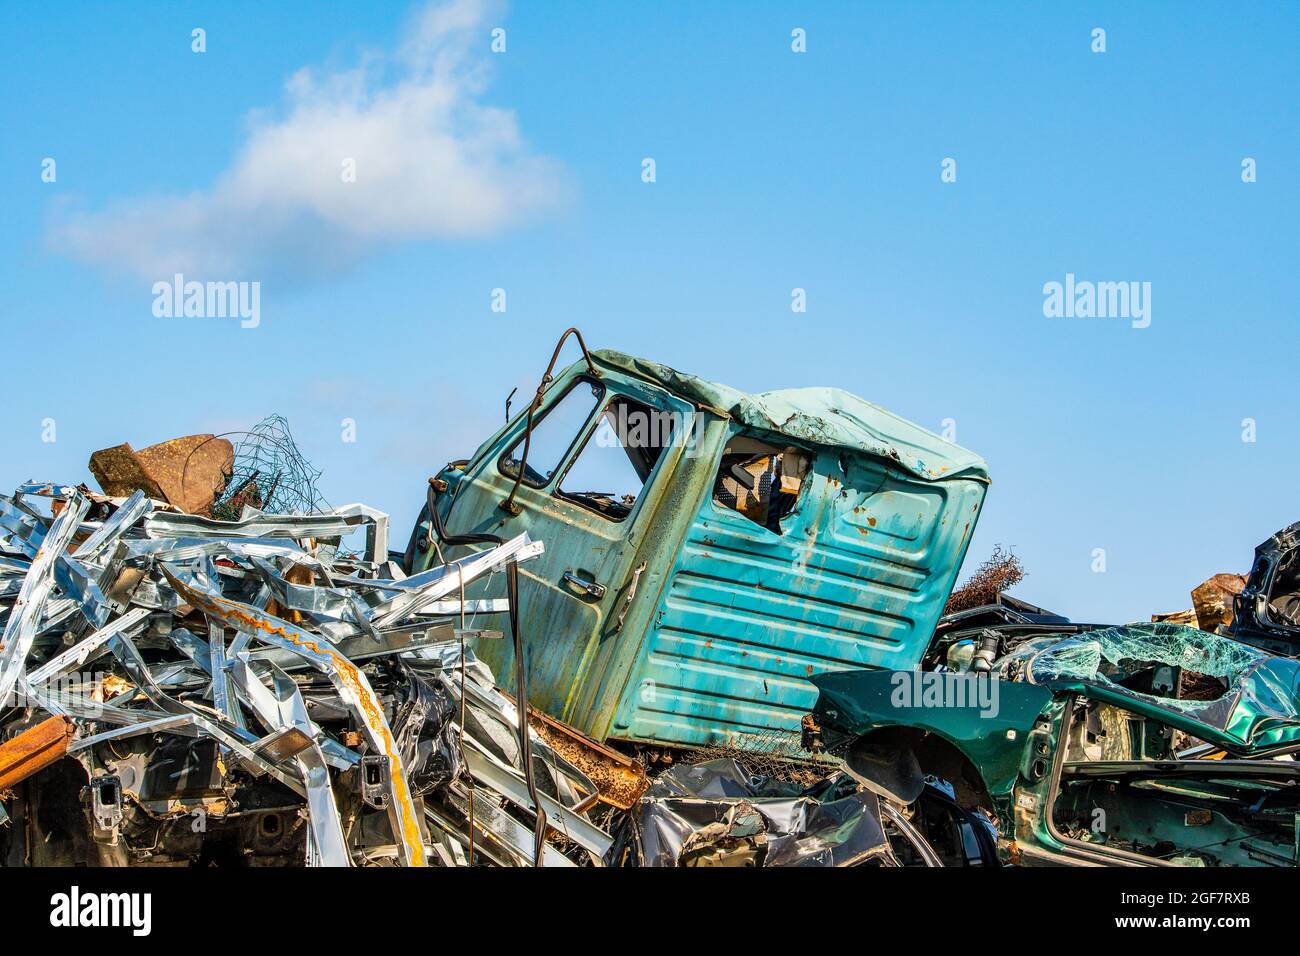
[0,494,112,629]
[619,758,894,867]
[419,644,613,863]
[162,566,428,867]
[0,491,89,705]
[0,478,608,868]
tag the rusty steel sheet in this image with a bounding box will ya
[0,716,75,790]
[502,691,648,810]
[1192,573,1248,633]
[89,435,234,515]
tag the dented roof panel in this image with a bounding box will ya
[592,349,990,483]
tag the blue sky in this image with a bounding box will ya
[1,0,1296,623]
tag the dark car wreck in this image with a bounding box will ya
[1231,521,1300,657]
[808,620,1300,866]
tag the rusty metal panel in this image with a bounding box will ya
[89,435,233,515]
[502,691,648,809]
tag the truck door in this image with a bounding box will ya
[441,369,693,726]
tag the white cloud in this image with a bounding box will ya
[50,0,565,282]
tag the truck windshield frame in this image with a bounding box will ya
[497,376,605,489]
[555,393,677,523]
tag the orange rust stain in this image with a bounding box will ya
[163,569,426,866]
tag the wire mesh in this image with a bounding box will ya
[207,415,328,519]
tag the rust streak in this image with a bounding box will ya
[161,568,426,865]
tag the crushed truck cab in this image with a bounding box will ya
[406,345,989,750]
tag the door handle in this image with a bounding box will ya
[562,570,606,600]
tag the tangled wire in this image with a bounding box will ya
[692,729,834,786]
[208,415,328,519]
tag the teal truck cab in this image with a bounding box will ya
[404,334,989,752]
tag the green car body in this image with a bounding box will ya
[811,623,1300,866]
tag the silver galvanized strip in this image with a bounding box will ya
[0,493,89,704]
[269,665,350,867]
[76,490,152,561]
[145,511,362,540]
[69,714,202,753]
[26,606,152,685]
[460,738,611,859]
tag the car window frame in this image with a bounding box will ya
[553,391,680,524]
[495,376,606,490]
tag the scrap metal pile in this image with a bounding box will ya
[0,419,886,869]
[5,394,1297,870]
[0,476,915,868]
[0,478,620,867]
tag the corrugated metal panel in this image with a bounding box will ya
[610,446,985,746]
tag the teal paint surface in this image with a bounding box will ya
[810,668,1056,799]
[424,350,989,748]
[592,356,990,747]
[610,447,988,745]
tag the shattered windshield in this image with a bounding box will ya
[1002,622,1300,738]
[1025,623,1264,686]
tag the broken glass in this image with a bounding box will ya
[1003,622,1300,736]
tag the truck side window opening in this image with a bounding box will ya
[558,396,674,521]
[712,436,810,533]
[499,379,604,487]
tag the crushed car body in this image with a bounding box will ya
[1231,521,1300,656]
[809,621,1300,867]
